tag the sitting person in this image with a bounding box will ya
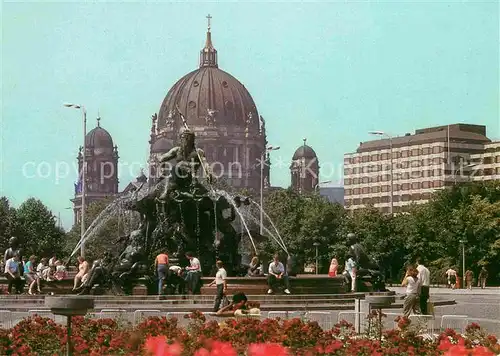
[184,252,202,295]
[53,260,67,280]
[37,258,51,281]
[247,256,262,277]
[24,255,41,294]
[267,254,291,294]
[73,256,89,291]
[4,253,23,294]
[216,292,260,317]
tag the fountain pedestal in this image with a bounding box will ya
[45,297,94,356]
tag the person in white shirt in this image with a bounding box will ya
[267,254,291,294]
[4,254,23,294]
[209,260,227,312]
[343,258,357,292]
[185,251,202,294]
[445,268,457,289]
[416,258,431,315]
[401,266,420,317]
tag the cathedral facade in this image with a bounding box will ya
[148,20,268,192]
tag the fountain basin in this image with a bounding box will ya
[364,295,395,307]
[45,296,94,316]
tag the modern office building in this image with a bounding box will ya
[344,124,490,213]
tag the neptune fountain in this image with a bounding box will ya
[71,114,288,295]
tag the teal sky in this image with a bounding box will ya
[1,1,499,230]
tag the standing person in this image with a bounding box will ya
[328,257,339,277]
[155,252,169,295]
[416,258,430,315]
[4,253,23,294]
[185,252,202,294]
[478,267,488,289]
[402,266,420,317]
[445,267,457,289]
[465,269,474,290]
[24,255,41,295]
[267,254,291,294]
[209,260,227,312]
[73,256,89,291]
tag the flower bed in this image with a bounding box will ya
[0,311,498,355]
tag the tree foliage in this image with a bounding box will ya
[14,198,65,258]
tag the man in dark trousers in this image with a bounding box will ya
[209,260,227,312]
[416,258,430,315]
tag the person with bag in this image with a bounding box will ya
[209,260,227,312]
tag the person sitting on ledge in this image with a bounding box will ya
[215,292,260,317]
[247,256,262,277]
[267,254,291,295]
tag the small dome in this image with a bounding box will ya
[151,137,171,153]
[85,126,113,148]
[292,142,317,160]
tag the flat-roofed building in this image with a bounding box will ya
[344,124,490,213]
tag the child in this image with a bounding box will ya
[53,260,67,281]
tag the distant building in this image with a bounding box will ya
[290,139,319,194]
[71,117,119,224]
[344,124,490,213]
[319,186,344,205]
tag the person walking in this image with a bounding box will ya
[445,267,457,289]
[478,267,488,289]
[402,266,420,317]
[416,258,430,315]
[155,252,169,295]
[465,269,474,290]
[209,260,227,312]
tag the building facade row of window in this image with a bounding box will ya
[345,192,433,206]
[345,180,444,196]
[345,169,446,184]
[344,146,446,164]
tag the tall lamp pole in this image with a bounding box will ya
[64,103,87,258]
[369,131,393,215]
[459,239,465,288]
[313,242,320,275]
[260,145,280,235]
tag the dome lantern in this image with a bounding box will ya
[200,14,218,68]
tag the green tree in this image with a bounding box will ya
[15,198,65,258]
[0,197,20,254]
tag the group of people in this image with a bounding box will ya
[446,266,489,290]
[155,251,202,296]
[2,254,68,294]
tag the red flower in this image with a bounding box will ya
[444,345,469,356]
[143,336,182,356]
[248,343,289,356]
[472,346,495,356]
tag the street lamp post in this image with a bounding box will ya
[313,242,320,275]
[64,103,87,258]
[369,131,393,215]
[260,145,280,235]
[314,180,332,192]
[459,239,465,288]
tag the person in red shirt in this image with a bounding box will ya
[155,252,169,295]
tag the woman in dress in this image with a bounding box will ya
[328,257,339,277]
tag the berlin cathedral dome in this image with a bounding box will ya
[149,17,268,191]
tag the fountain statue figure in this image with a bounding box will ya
[76,127,248,295]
